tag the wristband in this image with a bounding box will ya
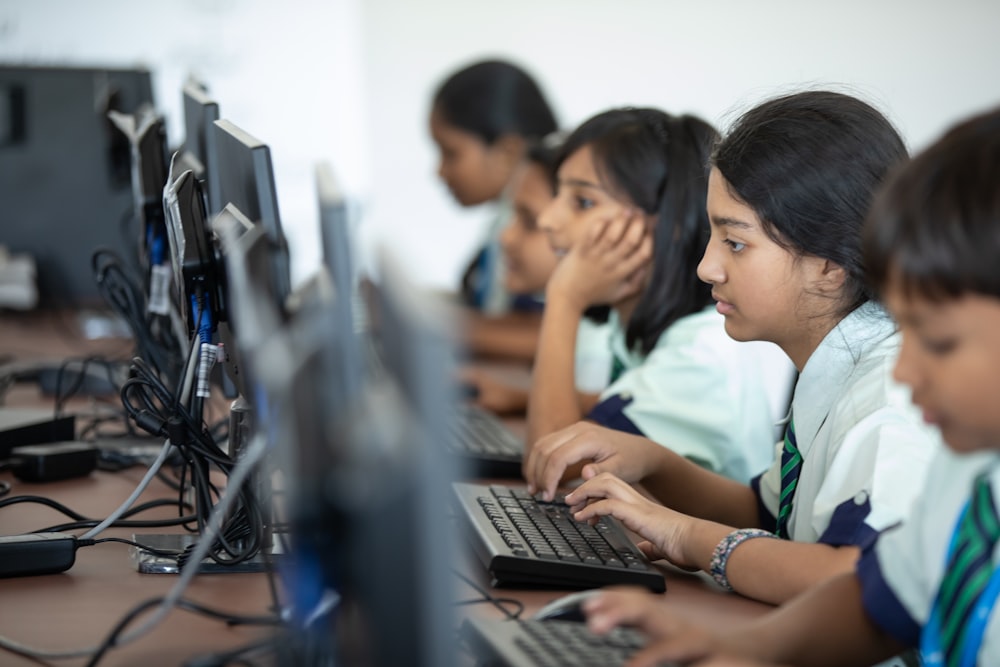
[709,528,778,592]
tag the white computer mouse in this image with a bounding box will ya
[532,589,602,623]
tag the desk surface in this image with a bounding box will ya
[0,310,772,666]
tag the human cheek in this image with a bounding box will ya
[954,365,1000,443]
[526,242,559,291]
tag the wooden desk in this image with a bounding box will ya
[0,310,772,666]
[0,469,277,667]
[1,311,277,666]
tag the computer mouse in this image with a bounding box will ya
[532,589,601,623]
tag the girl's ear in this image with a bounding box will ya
[491,133,527,170]
[816,259,848,295]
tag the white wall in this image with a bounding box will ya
[3,0,1000,291]
[0,0,366,288]
[359,0,1000,290]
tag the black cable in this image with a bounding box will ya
[87,536,182,558]
[120,353,270,568]
[451,568,524,621]
[82,595,283,667]
[91,248,185,386]
[0,494,191,522]
[35,517,197,534]
[53,356,129,418]
[182,635,280,667]
[84,596,161,667]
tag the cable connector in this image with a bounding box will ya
[134,409,167,437]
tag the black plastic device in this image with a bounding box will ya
[0,533,78,577]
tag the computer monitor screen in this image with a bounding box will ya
[211,119,291,303]
[0,65,155,306]
[176,79,221,215]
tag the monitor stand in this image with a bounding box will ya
[129,533,275,574]
[129,396,276,574]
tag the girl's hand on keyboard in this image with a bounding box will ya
[563,472,698,570]
[524,421,669,501]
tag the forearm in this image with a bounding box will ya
[463,310,543,361]
[577,391,601,415]
[527,298,584,445]
[719,572,903,667]
[691,526,860,604]
[643,451,760,528]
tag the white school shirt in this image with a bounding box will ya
[574,316,613,394]
[752,302,939,546]
[857,446,1000,661]
[587,305,795,483]
[474,198,514,316]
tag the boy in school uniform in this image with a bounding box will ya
[580,105,1000,667]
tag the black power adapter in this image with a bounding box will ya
[0,532,78,577]
[9,441,99,482]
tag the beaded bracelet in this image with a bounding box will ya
[709,528,779,592]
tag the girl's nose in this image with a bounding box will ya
[696,242,722,285]
[537,199,561,235]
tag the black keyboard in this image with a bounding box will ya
[462,617,662,667]
[447,406,524,478]
[452,482,666,592]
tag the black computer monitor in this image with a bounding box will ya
[107,106,170,277]
[163,157,223,337]
[174,78,221,216]
[211,119,291,303]
[247,247,459,666]
[314,161,364,398]
[213,203,287,400]
[0,65,155,306]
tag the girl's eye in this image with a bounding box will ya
[575,196,595,211]
[723,238,746,252]
[920,337,957,356]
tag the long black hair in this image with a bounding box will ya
[864,106,1000,302]
[554,108,718,355]
[713,90,909,316]
[432,59,558,145]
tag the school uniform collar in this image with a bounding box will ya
[790,301,897,453]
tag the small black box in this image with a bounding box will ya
[10,441,98,482]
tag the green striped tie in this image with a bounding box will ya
[775,418,801,539]
[608,354,626,384]
[935,474,1000,667]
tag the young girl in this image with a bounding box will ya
[524,90,940,607]
[429,58,558,324]
[527,107,793,484]
[579,104,1000,667]
[460,136,613,414]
